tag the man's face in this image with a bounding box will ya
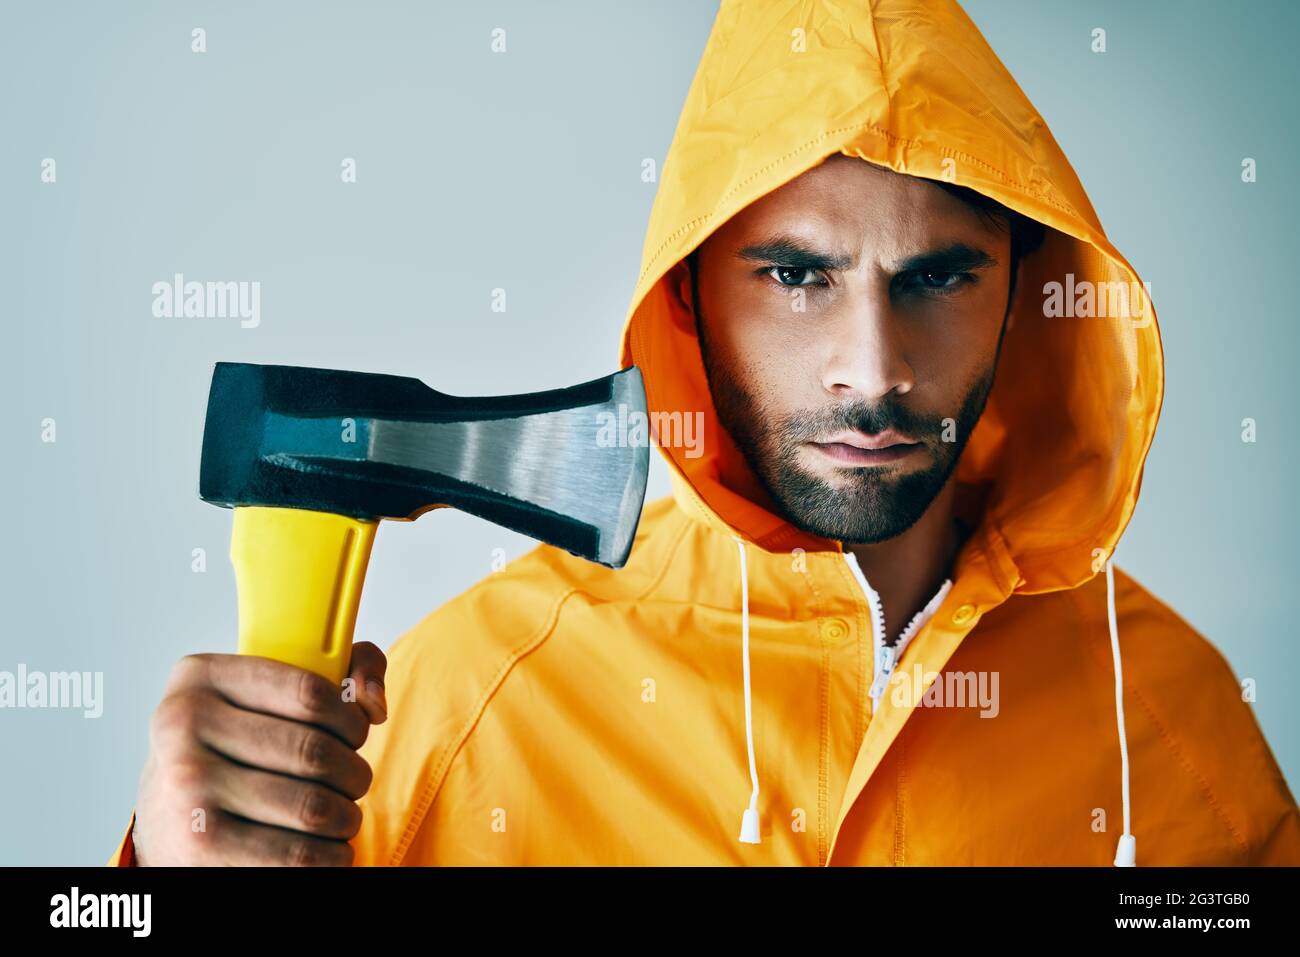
[687,154,1016,544]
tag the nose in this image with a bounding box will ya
[819,290,915,401]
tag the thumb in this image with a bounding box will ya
[346,640,388,725]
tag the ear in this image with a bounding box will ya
[1005,255,1027,331]
[666,259,694,315]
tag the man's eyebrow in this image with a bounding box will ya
[737,236,855,272]
[736,236,998,273]
[897,243,999,274]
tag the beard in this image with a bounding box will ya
[696,325,1001,545]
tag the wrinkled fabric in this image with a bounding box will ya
[110,0,1299,866]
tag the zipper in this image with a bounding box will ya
[842,551,953,705]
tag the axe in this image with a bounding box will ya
[199,362,649,685]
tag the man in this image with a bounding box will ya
[111,0,1299,865]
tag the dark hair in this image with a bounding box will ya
[931,180,1046,308]
[684,179,1046,314]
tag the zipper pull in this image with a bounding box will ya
[869,644,898,702]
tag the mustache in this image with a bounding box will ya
[780,399,940,443]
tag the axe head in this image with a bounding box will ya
[199,362,651,568]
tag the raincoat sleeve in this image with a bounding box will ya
[347,568,566,866]
[346,603,496,867]
[1250,801,1300,864]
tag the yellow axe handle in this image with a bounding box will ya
[229,506,378,686]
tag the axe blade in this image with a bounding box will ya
[200,362,651,568]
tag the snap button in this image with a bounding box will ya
[952,604,977,625]
[822,618,851,642]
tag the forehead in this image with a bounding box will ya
[711,154,1001,247]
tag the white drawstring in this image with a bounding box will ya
[1106,556,1137,866]
[733,536,761,844]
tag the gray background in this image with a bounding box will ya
[1,1,1295,864]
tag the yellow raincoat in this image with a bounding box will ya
[110,0,1299,866]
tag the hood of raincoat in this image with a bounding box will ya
[619,0,1162,594]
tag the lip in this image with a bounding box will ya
[807,429,921,467]
[817,429,916,451]
[808,441,920,466]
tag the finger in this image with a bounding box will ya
[208,812,355,867]
[210,760,363,841]
[195,695,373,800]
[346,641,388,725]
[182,653,371,749]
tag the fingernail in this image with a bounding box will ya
[365,679,388,718]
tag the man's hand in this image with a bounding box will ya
[131,642,388,866]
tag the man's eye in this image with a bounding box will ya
[906,271,971,293]
[766,265,824,287]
